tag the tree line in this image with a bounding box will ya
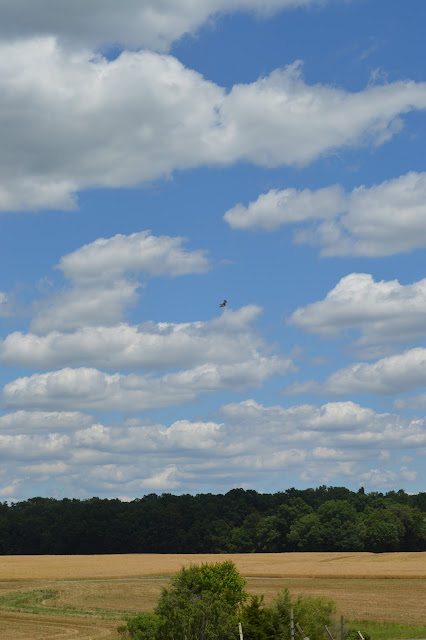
[0,486,425,555]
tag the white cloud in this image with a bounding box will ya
[30,231,210,334]
[0,0,334,52]
[289,273,426,345]
[0,410,93,433]
[1,41,426,211]
[0,306,266,370]
[310,172,426,256]
[58,230,210,283]
[358,467,418,487]
[225,172,426,256]
[72,420,225,455]
[31,279,140,335]
[300,461,357,484]
[20,461,69,476]
[0,478,21,499]
[292,347,426,395]
[222,398,426,450]
[3,355,293,411]
[224,185,345,230]
[0,433,69,460]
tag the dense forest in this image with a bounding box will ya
[1,486,425,555]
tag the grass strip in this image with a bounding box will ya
[0,588,128,620]
[347,619,426,640]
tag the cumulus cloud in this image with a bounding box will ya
[0,410,93,433]
[359,467,418,487]
[0,0,329,52]
[289,273,426,346]
[222,398,426,450]
[31,280,140,335]
[3,354,293,411]
[225,172,426,256]
[0,433,69,461]
[58,230,210,283]
[307,172,426,256]
[287,347,426,396]
[1,41,426,211]
[30,231,210,334]
[224,185,345,230]
[0,306,267,370]
[0,478,22,499]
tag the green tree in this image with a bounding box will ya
[287,513,323,551]
[167,560,247,608]
[386,503,426,551]
[269,587,293,639]
[292,594,336,640]
[266,589,335,640]
[361,508,405,552]
[317,501,364,551]
[240,595,275,640]
[125,561,247,640]
[155,589,238,640]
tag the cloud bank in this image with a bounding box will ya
[0,399,423,499]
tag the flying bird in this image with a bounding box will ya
[219,299,227,307]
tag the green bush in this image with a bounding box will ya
[124,561,246,640]
[123,562,338,640]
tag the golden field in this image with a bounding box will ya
[2,551,425,581]
[0,553,425,640]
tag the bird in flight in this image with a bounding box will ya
[219,299,227,307]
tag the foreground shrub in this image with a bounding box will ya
[123,562,337,640]
[123,613,161,640]
[124,561,245,640]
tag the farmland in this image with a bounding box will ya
[0,552,425,640]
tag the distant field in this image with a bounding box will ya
[1,551,425,580]
[0,553,425,640]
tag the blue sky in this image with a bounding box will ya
[1,0,426,500]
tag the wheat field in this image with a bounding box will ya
[1,551,425,581]
[0,553,425,640]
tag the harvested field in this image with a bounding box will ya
[0,610,120,640]
[1,551,425,581]
[0,553,424,639]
